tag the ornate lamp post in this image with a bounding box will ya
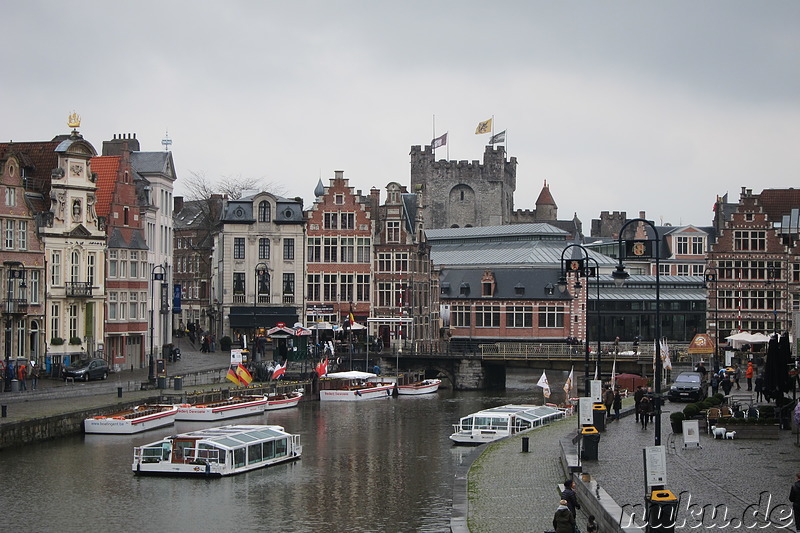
[704,267,719,372]
[557,244,591,394]
[148,264,167,382]
[611,218,663,446]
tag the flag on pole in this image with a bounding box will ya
[537,371,551,399]
[236,364,253,386]
[432,132,448,149]
[594,363,599,381]
[660,339,672,371]
[271,361,287,380]
[475,118,492,134]
[316,358,329,378]
[563,366,574,398]
[611,360,617,388]
[226,367,241,386]
[488,130,506,144]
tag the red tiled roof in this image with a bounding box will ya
[91,155,120,218]
[759,188,800,222]
[0,140,61,198]
[535,182,557,207]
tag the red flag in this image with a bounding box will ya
[226,368,241,386]
[271,362,286,380]
[316,358,328,378]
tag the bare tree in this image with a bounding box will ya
[185,172,287,201]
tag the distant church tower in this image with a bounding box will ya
[410,145,517,229]
[534,180,557,221]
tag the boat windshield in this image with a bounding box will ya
[472,416,509,431]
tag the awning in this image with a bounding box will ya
[229,306,299,330]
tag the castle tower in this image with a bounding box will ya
[534,180,557,221]
[410,144,517,229]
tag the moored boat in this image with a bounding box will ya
[175,395,268,421]
[397,378,441,396]
[132,424,302,477]
[265,390,303,410]
[84,404,178,434]
[449,404,566,445]
[319,371,395,401]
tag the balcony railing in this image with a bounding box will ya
[66,282,93,298]
[2,298,28,316]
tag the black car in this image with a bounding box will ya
[667,371,706,402]
[63,358,109,381]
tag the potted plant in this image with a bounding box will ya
[683,403,700,419]
[50,337,64,345]
[69,336,82,345]
[220,336,232,351]
[670,412,685,433]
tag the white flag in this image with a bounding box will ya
[563,366,574,398]
[661,339,672,371]
[594,363,599,380]
[537,371,551,399]
[611,359,617,388]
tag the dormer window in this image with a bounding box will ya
[459,282,470,296]
[258,201,271,223]
[440,282,450,295]
[514,283,525,296]
[480,270,496,297]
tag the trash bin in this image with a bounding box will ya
[174,376,183,391]
[10,379,19,392]
[580,426,601,460]
[593,403,607,432]
[157,376,167,389]
[646,489,678,533]
[521,436,529,453]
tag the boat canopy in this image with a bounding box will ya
[167,425,288,451]
[465,404,564,425]
[325,371,377,380]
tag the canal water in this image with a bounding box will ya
[1,371,558,533]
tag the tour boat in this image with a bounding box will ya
[449,404,567,445]
[132,424,302,477]
[265,390,303,410]
[84,404,178,435]
[397,378,442,396]
[175,395,268,421]
[319,371,396,401]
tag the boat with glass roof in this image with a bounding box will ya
[132,424,302,476]
[449,404,567,445]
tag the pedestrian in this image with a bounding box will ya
[789,472,800,533]
[634,385,645,423]
[586,514,599,533]
[612,389,622,421]
[746,362,754,391]
[561,479,580,518]
[710,372,720,396]
[733,364,742,391]
[17,361,27,391]
[694,361,708,383]
[639,395,653,429]
[30,361,40,391]
[603,386,614,419]
[201,335,210,353]
[552,499,575,533]
[755,374,765,402]
[721,370,733,396]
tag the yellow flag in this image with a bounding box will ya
[475,118,492,134]
[226,368,241,386]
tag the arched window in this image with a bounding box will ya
[258,201,271,223]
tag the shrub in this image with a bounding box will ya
[50,337,64,345]
[220,336,232,351]
[714,392,725,402]
[701,398,715,409]
[69,336,82,345]
[708,395,722,406]
[683,404,700,418]
[670,412,685,423]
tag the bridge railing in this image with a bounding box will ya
[476,342,691,362]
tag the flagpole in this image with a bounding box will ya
[432,114,436,158]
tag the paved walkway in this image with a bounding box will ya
[467,395,800,532]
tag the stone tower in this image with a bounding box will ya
[410,144,517,229]
[534,180,557,221]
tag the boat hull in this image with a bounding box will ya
[319,383,395,401]
[397,379,441,396]
[85,405,178,435]
[264,392,302,411]
[133,453,301,477]
[176,397,268,421]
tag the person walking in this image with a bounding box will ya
[733,364,742,391]
[789,472,800,533]
[634,385,645,423]
[755,374,765,402]
[746,362,754,391]
[710,371,720,396]
[639,395,653,429]
[552,499,575,533]
[721,370,733,396]
[17,361,27,391]
[561,479,580,519]
[30,361,40,391]
[612,389,622,421]
[603,386,614,419]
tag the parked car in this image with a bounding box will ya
[63,358,109,381]
[667,371,706,402]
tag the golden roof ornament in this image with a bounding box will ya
[68,111,81,129]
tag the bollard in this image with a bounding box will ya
[522,436,529,453]
[117,387,123,398]
[1,405,6,418]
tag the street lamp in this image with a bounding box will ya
[611,218,663,446]
[148,264,167,382]
[704,267,719,372]
[557,244,591,395]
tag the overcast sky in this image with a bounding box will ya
[5,1,798,228]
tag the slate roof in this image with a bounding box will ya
[439,266,571,301]
[401,193,418,234]
[90,155,120,218]
[535,183,557,207]
[588,274,706,301]
[426,222,569,242]
[431,240,617,268]
[131,151,176,181]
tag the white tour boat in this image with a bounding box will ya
[132,424,302,477]
[397,378,442,396]
[175,395,268,421]
[319,371,395,401]
[265,390,303,410]
[449,404,566,445]
[84,404,178,435]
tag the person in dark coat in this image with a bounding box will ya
[639,395,653,429]
[634,385,645,423]
[552,499,575,533]
[561,479,580,518]
[612,389,622,421]
[789,472,800,533]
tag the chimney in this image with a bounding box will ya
[370,187,380,208]
[173,196,184,214]
[334,170,344,180]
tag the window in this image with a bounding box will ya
[734,230,766,251]
[70,251,80,283]
[17,221,26,250]
[475,305,500,327]
[30,271,39,304]
[538,306,565,328]
[259,238,271,260]
[676,264,690,276]
[323,237,337,262]
[233,273,245,295]
[357,238,370,263]
[793,263,800,283]
[395,253,408,273]
[258,201,271,222]
[675,237,688,255]
[307,274,321,301]
[340,212,355,230]
[334,194,344,205]
[377,253,392,272]
[68,304,78,339]
[377,282,394,307]
[129,251,138,279]
[87,253,95,286]
[140,291,147,319]
[283,273,295,295]
[452,305,471,327]
[323,274,337,301]
[5,219,13,249]
[340,237,355,262]
[658,264,670,276]
[691,264,704,276]
[50,303,60,338]
[119,292,127,320]
[5,187,16,206]
[283,238,295,260]
[119,251,127,278]
[386,221,400,243]
[691,237,704,255]
[129,292,138,320]
[234,238,245,259]
[506,306,533,328]
[108,292,118,320]
[123,207,129,225]
[339,274,354,302]
[307,237,321,262]
[51,251,61,285]
[324,212,338,229]
[356,274,370,301]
